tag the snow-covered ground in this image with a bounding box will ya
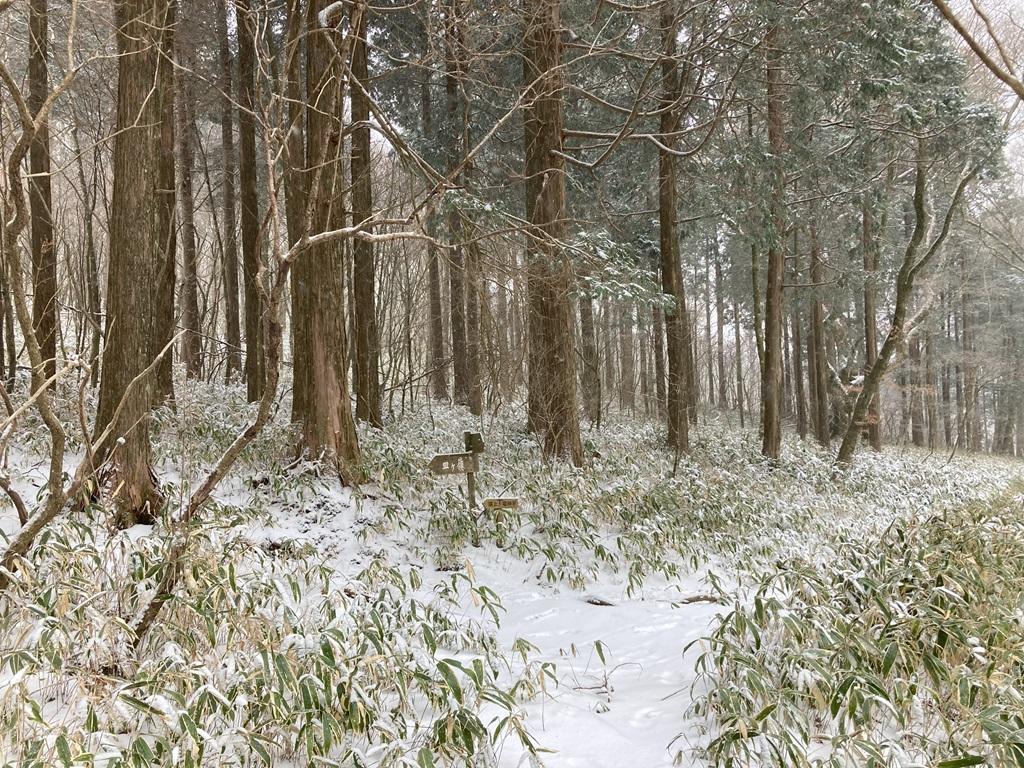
[484,568,723,768]
[1,383,1021,766]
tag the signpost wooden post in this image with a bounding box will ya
[428,432,519,546]
[464,431,482,509]
[428,431,484,508]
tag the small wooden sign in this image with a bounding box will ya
[464,430,485,454]
[483,497,519,512]
[429,432,486,510]
[428,452,478,476]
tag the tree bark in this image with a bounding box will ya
[808,215,830,446]
[350,6,382,427]
[652,306,666,417]
[176,21,202,379]
[427,238,448,400]
[294,0,363,482]
[658,1,690,454]
[71,121,103,387]
[941,297,953,447]
[761,26,786,461]
[579,295,601,424]
[523,0,583,464]
[465,240,483,415]
[909,336,926,447]
[96,0,177,527]
[715,253,727,408]
[961,254,981,451]
[445,0,470,408]
[619,303,635,413]
[421,71,448,402]
[925,328,939,450]
[217,0,242,380]
[792,294,807,440]
[734,300,745,428]
[28,0,56,384]
[449,244,469,405]
[704,253,714,408]
[862,194,883,450]
[283,0,308,419]
[152,3,177,404]
[236,0,264,402]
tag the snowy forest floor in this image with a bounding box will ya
[2,379,1023,768]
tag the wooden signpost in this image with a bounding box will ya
[427,431,520,516]
[427,452,477,476]
[428,431,484,508]
[483,497,518,512]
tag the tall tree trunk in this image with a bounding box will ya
[449,245,469,405]
[427,239,448,400]
[782,315,793,418]
[445,0,470,407]
[619,303,635,413]
[217,0,242,380]
[28,0,56,384]
[734,300,745,428]
[658,1,690,453]
[925,328,938,450]
[792,297,807,440]
[212,0,242,382]
[0,182,7,387]
[176,24,202,379]
[465,240,483,415]
[421,71,448,402]
[494,260,511,400]
[579,295,601,424]
[640,318,651,415]
[704,254,714,407]
[523,0,583,464]
[808,215,830,447]
[1,268,13,389]
[153,0,177,403]
[909,335,926,447]
[686,310,698,422]
[294,0,362,482]
[236,0,264,402]
[71,122,103,387]
[283,0,308,418]
[961,255,981,451]
[96,0,176,527]
[862,194,883,451]
[350,7,382,427]
[942,364,953,447]
[652,306,666,417]
[751,241,764,385]
[761,26,786,460]
[715,253,727,408]
[954,309,964,446]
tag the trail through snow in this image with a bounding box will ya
[245,481,726,767]
[478,562,724,768]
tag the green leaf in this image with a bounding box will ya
[55,734,72,767]
[248,734,273,766]
[437,659,463,704]
[935,757,987,768]
[119,694,162,718]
